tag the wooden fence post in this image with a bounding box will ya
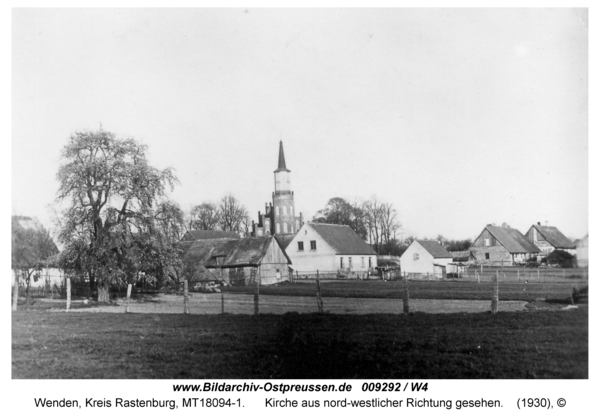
[66,277,71,312]
[125,284,132,313]
[183,280,190,314]
[491,274,499,314]
[12,276,19,312]
[221,292,225,314]
[403,272,410,314]
[254,276,260,315]
[316,270,324,314]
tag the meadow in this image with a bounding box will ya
[12,292,588,379]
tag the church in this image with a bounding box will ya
[252,141,304,238]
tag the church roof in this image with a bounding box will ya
[274,140,290,173]
[309,223,377,255]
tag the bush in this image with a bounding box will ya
[545,250,575,268]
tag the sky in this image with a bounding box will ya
[11,8,589,242]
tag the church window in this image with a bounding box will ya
[276,223,281,233]
[283,222,288,233]
[290,205,294,215]
[283,206,287,215]
[275,206,280,216]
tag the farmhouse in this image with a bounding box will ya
[575,234,588,268]
[525,223,576,255]
[181,236,291,285]
[469,224,540,266]
[285,222,377,274]
[181,230,240,241]
[400,240,453,279]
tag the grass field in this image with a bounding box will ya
[12,305,588,379]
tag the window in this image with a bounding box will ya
[413,253,420,261]
[485,238,490,247]
[290,205,294,215]
[276,223,281,233]
[298,242,304,251]
[283,206,287,215]
[368,257,372,268]
[340,257,345,268]
[362,257,365,267]
[276,269,281,279]
[349,257,353,269]
[276,206,280,216]
[485,253,490,260]
[310,240,317,250]
[283,222,288,233]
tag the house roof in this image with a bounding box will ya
[416,240,453,258]
[530,225,575,249]
[485,225,540,253]
[274,234,295,251]
[182,236,290,268]
[182,230,240,241]
[309,223,377,255]
[449,250,473,262]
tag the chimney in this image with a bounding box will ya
[537,222,541,226]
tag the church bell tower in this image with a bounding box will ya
[272,141,301,235]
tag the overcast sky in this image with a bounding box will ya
[11,8,589,241]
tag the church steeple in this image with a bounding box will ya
[275,140,290,173]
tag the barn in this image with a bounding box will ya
[181,236,291,285]
[469,224,540,266]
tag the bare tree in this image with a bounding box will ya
[218,194,248,233]
[189,202,221,231]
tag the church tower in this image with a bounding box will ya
[273,141,296,235]
[252,141,303,237]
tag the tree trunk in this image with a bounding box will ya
[25,276,31,310]
[12,270,19,311]
[98,284,110,303]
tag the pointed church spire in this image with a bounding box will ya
[275,140,290,172]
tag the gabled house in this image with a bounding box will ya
[575,234,588,268]
[525,223,576,255]
[285,222,377,274]
[400,240,453,279]
[181,236,290,285]
[469,224,540,266]
[181,230,240,241]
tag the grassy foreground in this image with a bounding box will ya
[13,307,587,379]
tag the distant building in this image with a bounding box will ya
[525,223,576,255]
[181,230,240,241]
[469,223,540,266]
[400,240,453,279]
[285,222,377,274]
[575,234,588,268]
[180,236,290,285]
[252,141,304,238]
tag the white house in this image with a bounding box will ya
[285,222,377,275]
[400,240,453,279]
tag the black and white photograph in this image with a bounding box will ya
[9,5,591,403]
